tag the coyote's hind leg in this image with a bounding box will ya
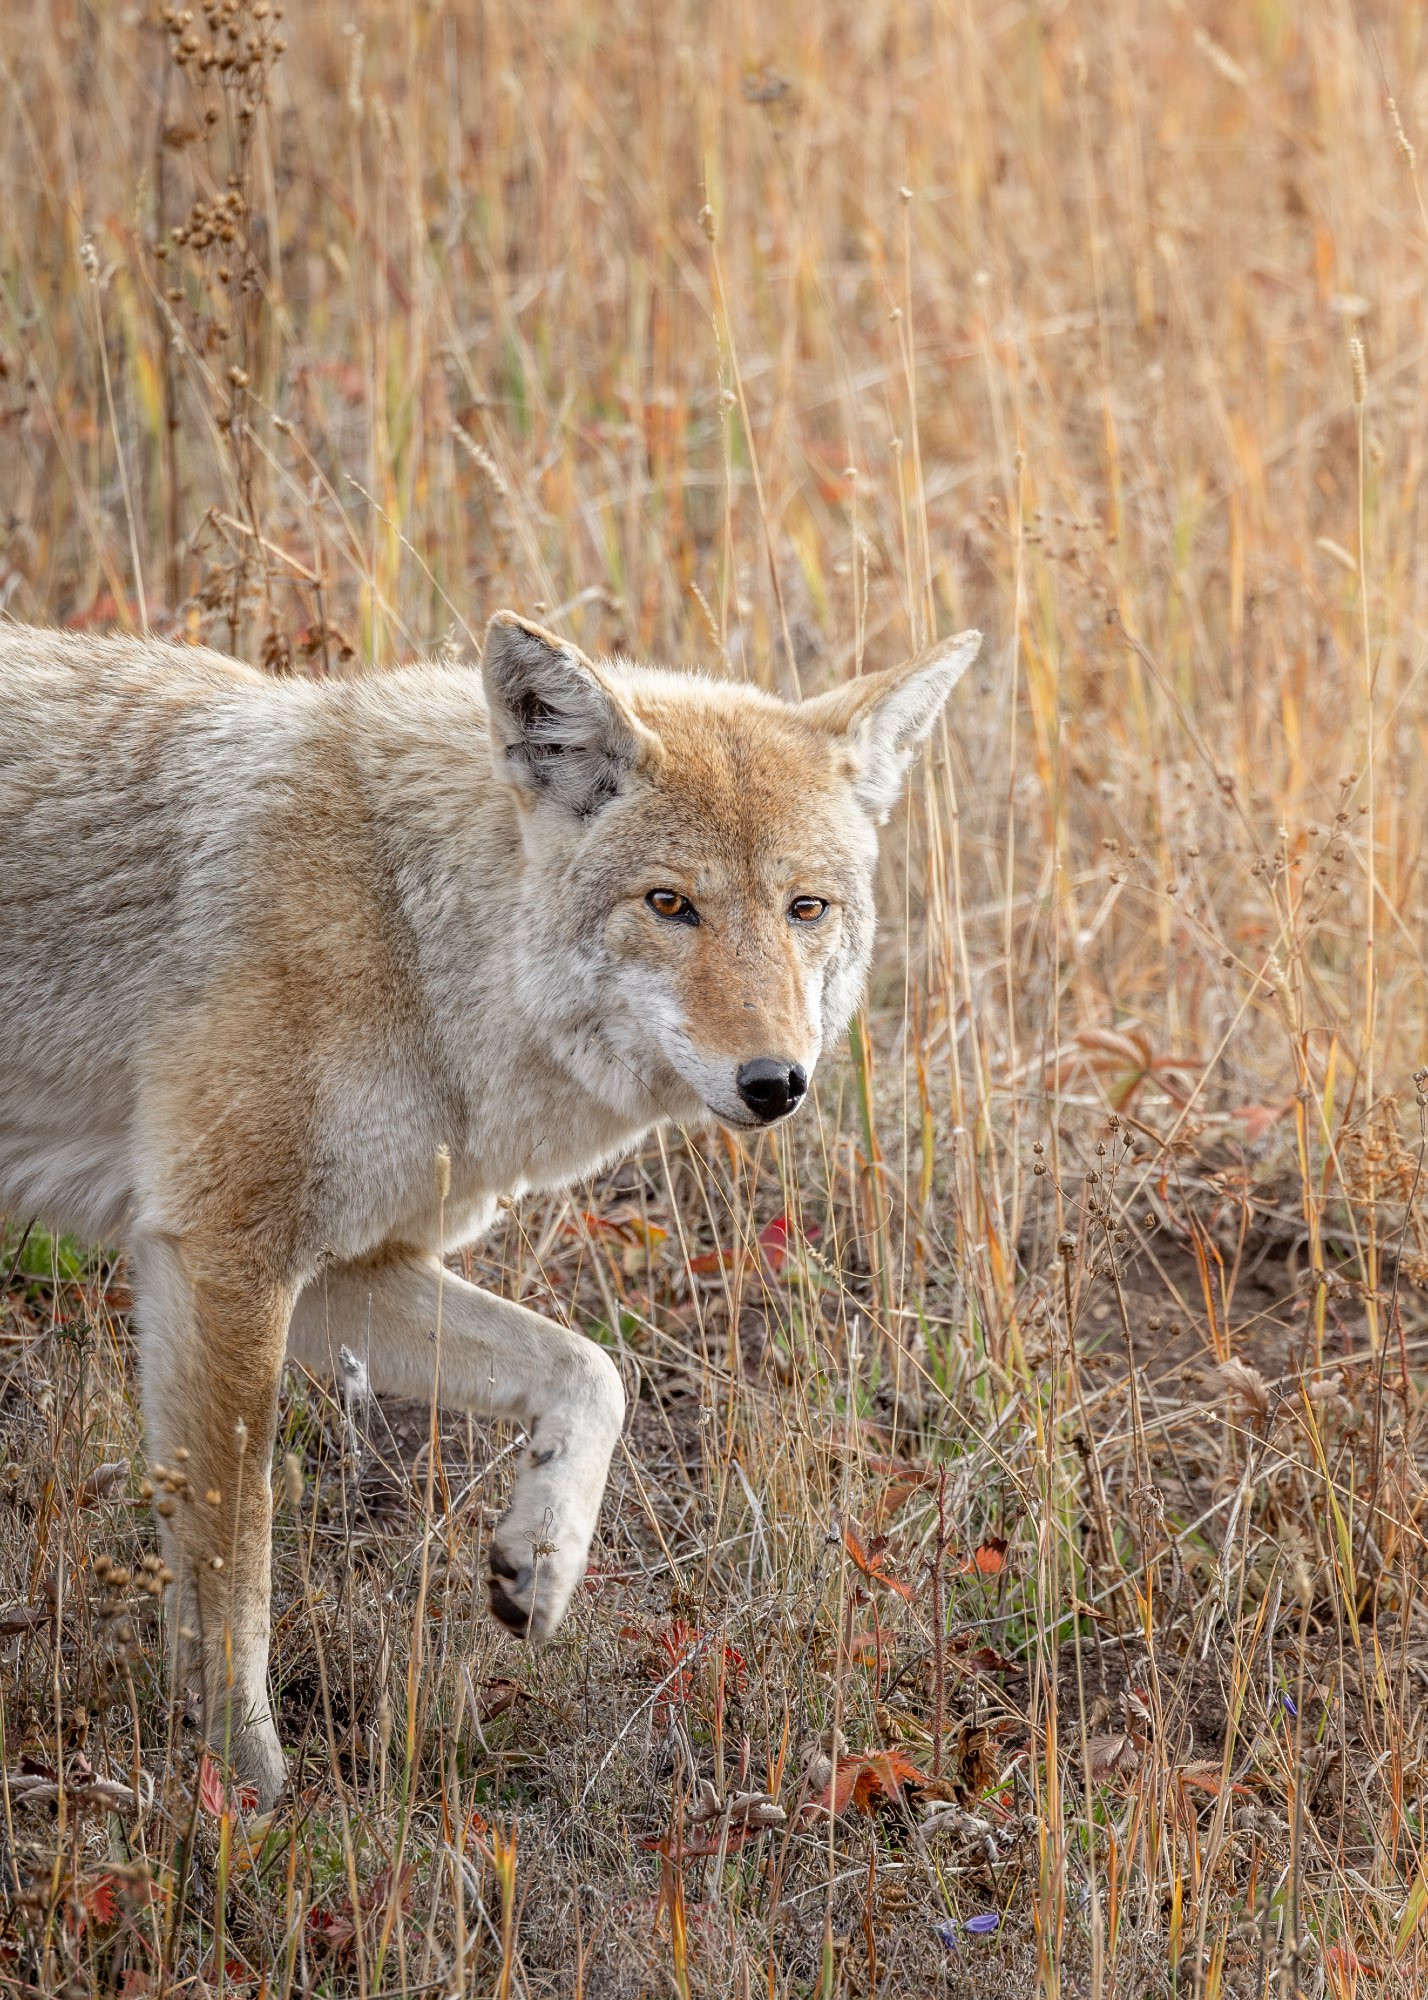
[132,1236,294,1809]
[288,1251,625,1640]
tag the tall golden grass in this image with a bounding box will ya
[5,1,1428,1994]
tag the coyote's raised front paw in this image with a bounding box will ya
[485,1348,625,1642]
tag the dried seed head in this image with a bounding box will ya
[435,1144,452,1201]
[1350,335,1366,405]
[1216,1357,1272,1428]
[283,1453,304,1509]
[1388,92,1416,169]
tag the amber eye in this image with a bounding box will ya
[646,888,700,926]
[788,896,829,924]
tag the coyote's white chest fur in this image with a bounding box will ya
[0,609,980,1805]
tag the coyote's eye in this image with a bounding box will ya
[788,896,829,925]
[646,888,700,926]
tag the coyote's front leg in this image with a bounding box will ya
[132,1236,294,1809]
[287,1252,626,1639]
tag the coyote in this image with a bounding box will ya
[0,611,980,1804]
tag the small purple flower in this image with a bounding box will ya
[1281,1692,1297,1717]
[936,1912,1000,1949]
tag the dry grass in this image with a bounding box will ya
[6,0,1428,1993]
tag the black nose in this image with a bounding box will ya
[736,1058,809,1123]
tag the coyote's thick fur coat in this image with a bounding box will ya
[0,611,980,1803]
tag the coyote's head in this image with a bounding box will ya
[483,612,981,1132]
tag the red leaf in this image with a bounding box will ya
[843,1525,873,1572]
[307,1907,357,1950]
[847,1628,881,1664]
[197,1753,227,1818]
[362,1861,415,1914]
[82,1875,118,1924]
[758,1215,790,1273]
[197,1751,259,1817]
[685,1214,820,1279]
[64,592,136,631]
[758,1213,819,1273]
[852,1750,928,1813]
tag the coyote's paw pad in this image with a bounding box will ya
[487,1546,533,1635]
[486,1536,583,1644]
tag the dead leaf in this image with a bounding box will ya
[954,1724,999,1799]
[1217,1358,1272,1428]
[1084,1732,1140,1780]
[0,1602,52,1636]
[943,1632,1017,1679]
[475,1677,526,1723]
[798,1726,846,1795]
[78,1463,129,1507]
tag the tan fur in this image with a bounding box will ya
[0,610,980,1804]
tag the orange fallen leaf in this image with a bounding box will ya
[806,1749,929,1819]
[685,1246,736,1275]
[958,1537,1008,1578]
[844,1525,915,1600]
[1325,1942,1385,1995]
[1175,1764,1255,1800]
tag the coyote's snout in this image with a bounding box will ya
[0,610,981,1805]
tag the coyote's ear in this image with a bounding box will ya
[800,630,982,821]
[482,612,657,817]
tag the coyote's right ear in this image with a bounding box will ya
[800,629,982,822]
[482,613,658,818]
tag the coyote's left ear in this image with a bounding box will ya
[482,612,659,817]
[800,630,982,821]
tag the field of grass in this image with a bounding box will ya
[6,0,1428,1992]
